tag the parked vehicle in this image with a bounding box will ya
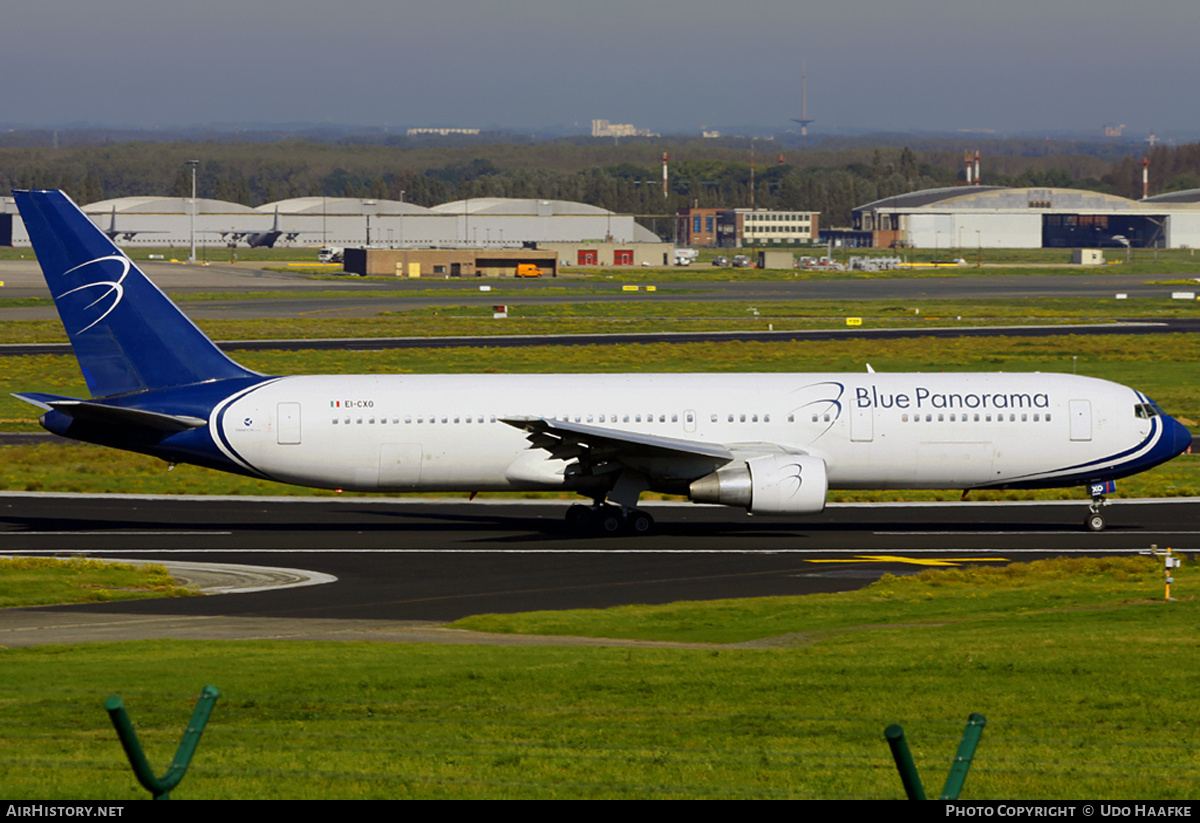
[516,263,543,278]
[674,248,699,266]
[712,256,730,267]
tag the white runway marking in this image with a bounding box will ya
[4,546,1161,554]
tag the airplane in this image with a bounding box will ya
[219,206,299,248]
[11,189,1193,535]
[98,205,167,243]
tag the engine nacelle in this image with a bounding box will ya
[689,454,827,515]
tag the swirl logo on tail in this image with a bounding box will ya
[59,255,130,333]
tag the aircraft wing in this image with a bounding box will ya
[503,416,732,461]
[501,416,736,489]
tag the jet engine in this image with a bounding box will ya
[689,453,827,515]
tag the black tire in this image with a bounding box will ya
[1086,513,1106,532]
[626,510,655,535]
[599,510,624,534]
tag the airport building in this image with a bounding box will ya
[344,241,674,276]
[676,207,820,248]
[0,195,661,250]
[849,186,1200,250]
[345,247,560,278]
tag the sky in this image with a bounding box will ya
[4,0,1197,139]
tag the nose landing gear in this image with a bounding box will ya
[1086,494,1110,532]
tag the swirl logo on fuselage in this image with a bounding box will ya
[789,381,844,440]
[58,255,130,334]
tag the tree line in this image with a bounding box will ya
[2,138,1196,234]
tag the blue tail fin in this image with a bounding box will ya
[14,190,259,398]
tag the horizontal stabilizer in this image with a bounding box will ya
[49,401,207,432]
[13,393,205,432]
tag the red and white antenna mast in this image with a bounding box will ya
[1142,156,1150,199]
[964,151,973,185]
[662,152,669,199]
[974,151,981,186]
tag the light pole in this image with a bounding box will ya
[398,190,405,248]
[186,160,199,264]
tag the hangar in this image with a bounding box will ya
[851,186,1200,250]
[1,195,267,248]
[0,195,660,249]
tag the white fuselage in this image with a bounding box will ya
[210,371,1157,494]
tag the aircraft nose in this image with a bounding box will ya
[1168,415,1193,456]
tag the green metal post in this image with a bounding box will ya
[884,723,926,800]
[105,685,220,800]
[940,713,987,800]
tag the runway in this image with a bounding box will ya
[2,494,1196,633]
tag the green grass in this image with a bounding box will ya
[0,557,195,608]
[449,554,1183,643]
[1,556,1197,799]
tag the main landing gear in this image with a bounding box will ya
[1086,494,1110,532]
[565,503,655,536]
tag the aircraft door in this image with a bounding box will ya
[379,443,423,488]
[1069,400,1092,441]
[850,404,874,442]
[684,409,697,432]
[277,403,301,445]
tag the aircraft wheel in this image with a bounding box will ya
[1086,513,1106,532]
[626,510,655,535]
[598,507,625,535]
[565,504,593,532]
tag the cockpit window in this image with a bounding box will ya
[1134,402,1163,419]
